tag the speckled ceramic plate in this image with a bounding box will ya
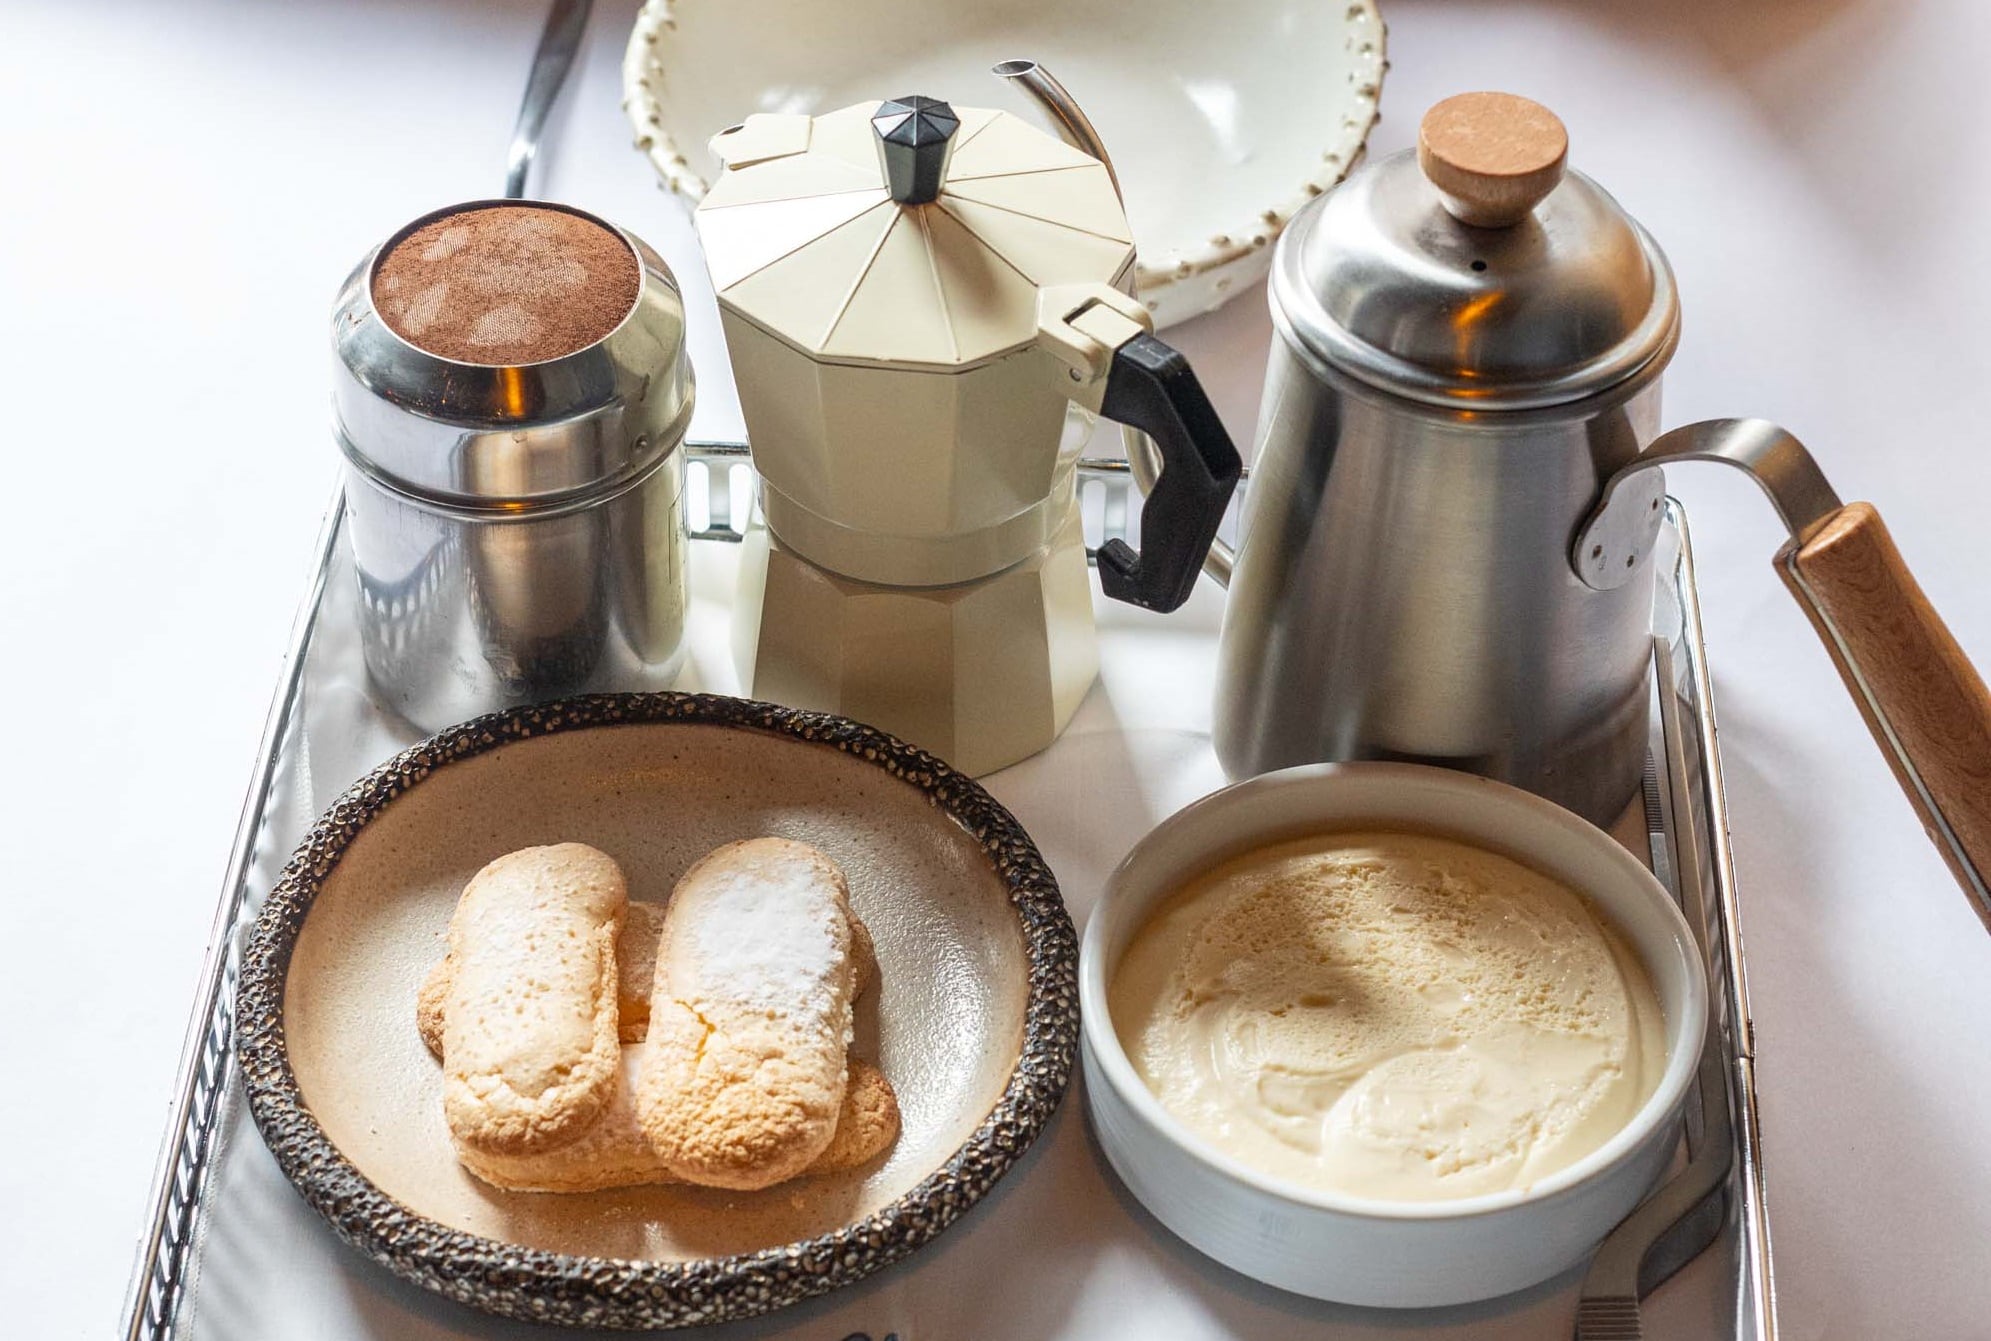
[621,0,1385,328]
[236,693,1077,1329]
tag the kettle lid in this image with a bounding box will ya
[1272,92,1679,410]
[695,98,1134,368]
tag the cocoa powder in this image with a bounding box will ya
[372,204,639,365]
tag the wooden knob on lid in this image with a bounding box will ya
[1418,92,1568,227]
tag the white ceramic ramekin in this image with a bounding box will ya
[1080,762,1707,1308]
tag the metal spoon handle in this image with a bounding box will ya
[504,0,594,198]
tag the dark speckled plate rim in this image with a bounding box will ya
[234,691,1080,1330]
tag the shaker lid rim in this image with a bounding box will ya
[333,213,696,509]
[364,198,650,370]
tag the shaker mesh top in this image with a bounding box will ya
[372,204,639,366]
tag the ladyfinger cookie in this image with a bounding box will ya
[615,901,664,1040]
[416,952,450,1058]
[638,838,858,1190]
[417,903,876,1058]
[813,1059,900,1171]
[455,1050,899,1193]
[442,843,626,1156]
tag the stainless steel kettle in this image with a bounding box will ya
[1215,93,1676,825]
[1216,92,1991,933]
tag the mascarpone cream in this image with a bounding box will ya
[1109,832,1665,1202]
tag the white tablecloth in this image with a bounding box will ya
[4,2,1988,1336]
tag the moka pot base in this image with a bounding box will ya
[734,508,1098,777]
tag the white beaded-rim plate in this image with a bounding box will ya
[621,0,1386,328]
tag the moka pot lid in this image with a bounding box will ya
[694,97,1135,371]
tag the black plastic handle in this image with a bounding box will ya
[1096,332,1242,612]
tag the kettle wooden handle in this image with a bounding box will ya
[1779,502,1991,922]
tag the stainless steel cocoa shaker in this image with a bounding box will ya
[333,199,693,730]
[1215,93,1680,825]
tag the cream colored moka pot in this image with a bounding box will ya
[696,82,1239,775]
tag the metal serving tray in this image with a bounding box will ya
[120,465,1777,1341]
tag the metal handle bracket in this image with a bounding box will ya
[1573,419,1843,590]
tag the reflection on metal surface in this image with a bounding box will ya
[1215,345,1665,827]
